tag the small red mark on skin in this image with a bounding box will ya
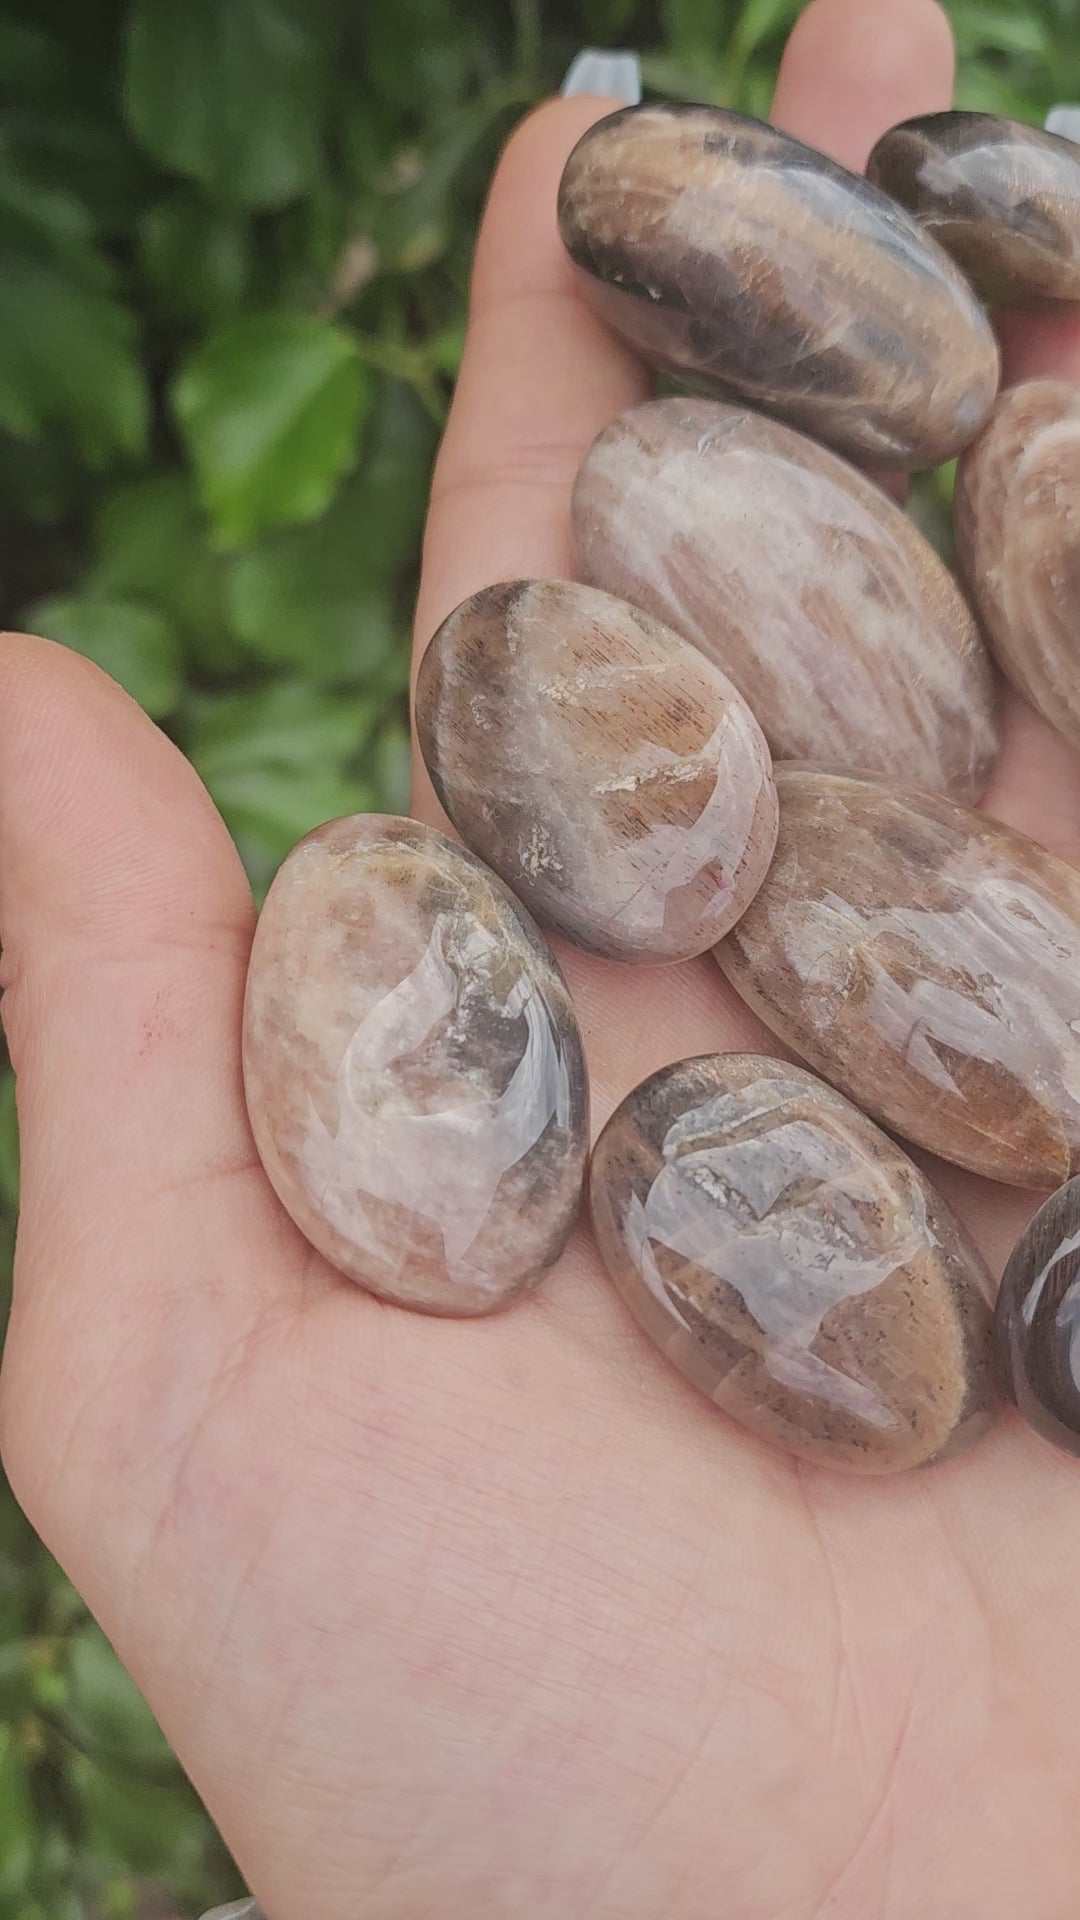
[136,989,183,1057]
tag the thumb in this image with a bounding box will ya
[0,633,279,1562]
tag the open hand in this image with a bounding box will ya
[3,2,1080,1914]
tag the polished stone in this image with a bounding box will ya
[590,1055,999,1473]
[416,579,778,964]
[716,771,1080,1188]
[868,111,1080,304]
[956,380,1080,754]
[557,103,1000,468]
[573,397,999,801]
[243,816,588,1313]
[996,1177,1080,1457]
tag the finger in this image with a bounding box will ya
[413,96,746,1119]
[414,96,650,676]
[771,0,955,170]
[998,309,1080,387]
[0,635,297,1523]
[412,0,967,1156]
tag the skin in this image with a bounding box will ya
[3,2,1080,1915]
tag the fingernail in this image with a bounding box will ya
[200,1903,264,1920]
[561,49,642,105]
[1046,105,1080,142]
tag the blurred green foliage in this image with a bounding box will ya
[0,0,1070,1911]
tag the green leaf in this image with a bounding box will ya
[0,1069,19,1213]
[0,1635,37,1712]
[8,109,151,241]
[189,680,375,891]
[0,1487,32,1641]
[371,712,413,814]
[361,0,483,115]
[26,595,183,718]
[660,0,722,60]
[138,193,251,324]
[0,1726,35,1902]
[173,313,369,546]
[63,1622,174,1773]
[225,377,432,678]
[123,0,335,211]
[91,473,244,674]
[0,163,148,464]
[74,1750,209,1880]
[362,95,518,276]
[638,52,730,106]
[730,0,800,59]
[951,4,1051,59]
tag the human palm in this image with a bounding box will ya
[4,1,1080,1915]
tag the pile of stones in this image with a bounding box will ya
[243,104,1080,1475]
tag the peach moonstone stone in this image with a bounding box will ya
[243,815,589,1314]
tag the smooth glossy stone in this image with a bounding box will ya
[868,111,1080,304]
[996,1177,1080,1457]
[573,397,998,801]
[955,380,1080,754]
[242,815,588,1314]
[717,770,1080,1187]
[590,1054,999,1473]
[557,103,1000,468]
[416,580,779,964]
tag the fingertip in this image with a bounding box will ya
[772,0,955,171]
[0,625,252,970]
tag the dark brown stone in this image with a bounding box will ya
[868,111,1080,305]
[557,103,999,468]
[716,770,1080,1188]
[416,579,778,964]
[997,1177,1080,1457]
[589,1054,1000,1473]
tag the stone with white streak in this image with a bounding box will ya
[590,1054,999,1473]
[956,380,1080,756]
[573,397,998,802]
[243,816,588,1313]
[717,770,1080,1188]
[416,579,779,963]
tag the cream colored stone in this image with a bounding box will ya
[243,816,589,1313]
[574,397,998,802]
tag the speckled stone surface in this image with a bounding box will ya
[716,771,1080,1188]
[868,111,1080,304]
[573,397,999,801]
[416,579,778,964]
[243,816,588,1314]
[590,1055,999,1473]
[997,1176,1080,1457]
[557,103,1000,468]
[956,380,1080,755]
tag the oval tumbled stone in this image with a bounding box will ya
[573,397,998,801]
[996,1177,1080,1458]
[557,103,999,468]
[242,815,589,1314]
[416,580,778,963]
[590,1055,999,1473]
[868,112,1080,305]
[717,771,1080,1187]
[955,380,1080,755]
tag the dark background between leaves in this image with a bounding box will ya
[0,1,1069,1912]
